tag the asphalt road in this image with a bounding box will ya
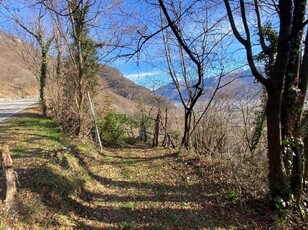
[0,98,38,122]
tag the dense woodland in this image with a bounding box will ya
[0,0,308,229]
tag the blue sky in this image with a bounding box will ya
[0,0,253,90]
[105,0,250,89]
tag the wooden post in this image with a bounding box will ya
[1,145,17,203]
[162,107,169,147]
[152,110,161,147]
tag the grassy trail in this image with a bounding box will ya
[0,107,291,229]
[75,146,211,229]
[0,107,214,229]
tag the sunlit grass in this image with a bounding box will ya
[0,107,274,229]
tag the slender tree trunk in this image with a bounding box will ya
[162,107,168,147]
[140,116,147,142]
[304,134,308,181]
[40,48,48,117]
[78,90,85,136]
[77,37,85,137]
[153,110,161,147]
[266,89,289,199]
[55,38,62,116]
[292,130,304,202]
[300,30,308,184]
[182,109,192,149]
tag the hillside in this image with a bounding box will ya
[100,65,172,108]
[0,31,170,116]
[0,31,38,97]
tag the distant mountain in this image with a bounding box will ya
[154,69,261,102]
[100,65,173,108]
[0,30,170,116]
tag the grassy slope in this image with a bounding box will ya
[0,107,303,229]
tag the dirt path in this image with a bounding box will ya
[0,108,296,229]
[0,108,217,229]
[74,146,214,229]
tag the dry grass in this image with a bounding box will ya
[0,106,306,229]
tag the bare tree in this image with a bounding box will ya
[158,0,235,149]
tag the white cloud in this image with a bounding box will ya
[124,71,162,80]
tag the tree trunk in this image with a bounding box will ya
[153,110,161,147]
[300,30,308,184]
[181,109,192,149]
[77,41,85,137]
[162,107,169,147]
[78,91,85,137]
[140,119,147,142]
[281,0,306,139]
[40,48,48,117]
[266,89,289,200]
[292,131,304,202]
[304,133,308,181]
[1,145,17,204]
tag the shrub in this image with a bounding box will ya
[99,111,138,145]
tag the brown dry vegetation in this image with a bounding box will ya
[0,106,306,229]
[0,31,38,97]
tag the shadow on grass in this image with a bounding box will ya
[25,134,61,144]
[103,152,179,165]
[1,112,277,229]
[0,111,62,152]
[11,148,49,157]
[13,118,60,131]
[11,112,42,119]
[24,150,276,229]
[105,143,153,150]
[27,167,217,229]
[68,197,213,229]
[109,152,178,160]
[29,167,275,229]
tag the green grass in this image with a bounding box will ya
[122,201,135,210]
[10,146,26,153]
[0,115,63,158]
[0,110,79,229]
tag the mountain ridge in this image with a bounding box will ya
[0,30,170,115]
[154,69,260,102]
